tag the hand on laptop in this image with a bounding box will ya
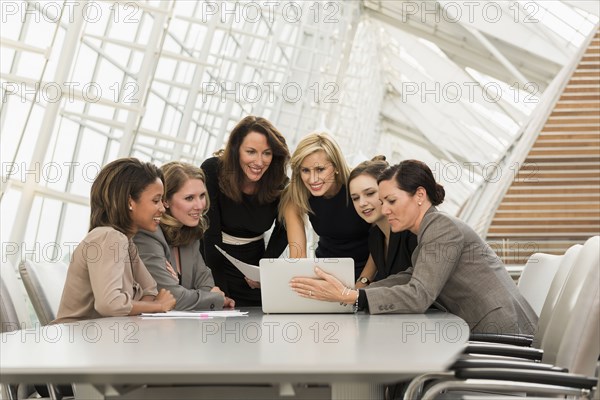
[290,267,356,305]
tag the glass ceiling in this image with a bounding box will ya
[1,0,598,264]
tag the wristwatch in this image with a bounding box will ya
[357,276,370,285]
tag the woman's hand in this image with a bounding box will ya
[154,288,176,312]
[245,277,261,289]
[211,287,235,308]
[223,296,236,309]
[290,267,356,304]
[355,281,368,289]
[165,260,178,280]
[210,286,225,296]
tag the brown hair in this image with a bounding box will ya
[348,155,389,185]
[89,158,164,236]
[216,116,290,204]
[378,160,445,206]
[160,162,210,247]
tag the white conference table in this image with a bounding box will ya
[1,308,469,399]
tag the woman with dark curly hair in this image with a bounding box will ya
[201,116,290,306]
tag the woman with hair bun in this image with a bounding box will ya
[292,159,537,335]
[348,156,417,286]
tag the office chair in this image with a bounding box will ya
[1,260,38,329]
[407,236,599,399]
[18,259,68,326]
[1,274,58,400]
[531,243,582,347]
[0,275,20,400]
[469,242,582,347]
[516,252,562,316]
[418,241,599,400]
[466,238,595,365]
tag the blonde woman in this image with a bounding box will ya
[279,132,371,279]
[134,162,234,310]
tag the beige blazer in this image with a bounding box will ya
[54,227,158,323]
[365,207,538,334]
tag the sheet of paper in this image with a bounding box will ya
[215,245,261,281]
[141,310,249,319]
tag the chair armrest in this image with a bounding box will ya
[451,358,566,372]
[454,368,597,390]
[469,333,533,346]
[464,343,543,360]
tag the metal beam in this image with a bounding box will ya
[462,26,529,86]
[117,0,172,157]
[7,0,86,266]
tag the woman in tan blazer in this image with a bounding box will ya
[54,158,176,323]
[291,159,537,335]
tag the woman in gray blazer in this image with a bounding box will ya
[291,160,537,335]
[134,162,235,311]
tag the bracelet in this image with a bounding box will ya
[353,290,360,313]
[340,286,351,305]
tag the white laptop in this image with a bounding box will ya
[259,258,355,314]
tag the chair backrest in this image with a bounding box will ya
[1,261,37,329]
[517,253,562,316]
[18,259,68,326]
[555,263,599,376]
[0,277,21,332]
[532,243,583,346]
[540,236,600,367]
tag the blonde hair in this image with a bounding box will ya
[160,162,210,247]
[279,132,350,221]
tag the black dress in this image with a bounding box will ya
[368,226,418,281]
[308,185,371,279]
[201,157,288,306]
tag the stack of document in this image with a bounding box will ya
[140,310,248,319]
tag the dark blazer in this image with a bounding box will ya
[134,228,224,311]
[369,227,418,280]
[365,207,538,335]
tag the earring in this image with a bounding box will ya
[129,205,133,210]
[164,204,169,209]
[418,202,422,206]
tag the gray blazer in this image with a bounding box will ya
[365,207,538,334]
[133,228,224,311]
